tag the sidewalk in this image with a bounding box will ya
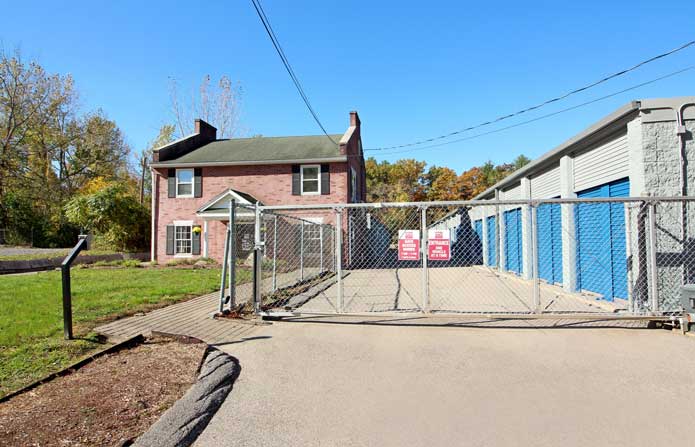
[94,291,260,345]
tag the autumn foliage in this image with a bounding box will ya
[365,155,531,203]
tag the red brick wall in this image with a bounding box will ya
[153,163,349,262]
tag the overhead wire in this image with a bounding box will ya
[365,39,695,151]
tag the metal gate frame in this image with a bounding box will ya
[246,196,695,323]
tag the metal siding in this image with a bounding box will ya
[504,208,523,274]
[575,178,629,301]
[530,164,561,199]
[573,134,629,192]
[486,216,497,267]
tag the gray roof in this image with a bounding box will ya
[155,134,344,165]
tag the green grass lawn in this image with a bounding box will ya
[0,266,250,398]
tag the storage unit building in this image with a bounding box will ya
[467,96,695,308]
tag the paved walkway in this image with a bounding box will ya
[95,291,261,345]
[195,320,693,447]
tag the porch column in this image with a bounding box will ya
[203,220,209,258]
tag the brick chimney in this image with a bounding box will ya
[195,119,217,142]
[350,111,360,128]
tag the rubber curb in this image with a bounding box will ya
[133,347,240,447]
[0,334,145,404]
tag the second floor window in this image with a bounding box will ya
[301,165,320,195]
[176,169,194,197]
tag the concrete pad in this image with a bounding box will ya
[293,267,615,315]
[195,321,695,447]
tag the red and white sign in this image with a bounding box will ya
[398,230,420,261]
[428,229,451,261]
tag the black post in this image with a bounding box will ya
[61,265,73,339]
[61,237,87,340]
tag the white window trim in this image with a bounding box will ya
[303,218,323,255]
[173,220,193,257]
[300,164,321,195]
[176,168,195,198]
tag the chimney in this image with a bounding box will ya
[350,111,360,128]
[195,119,217,142]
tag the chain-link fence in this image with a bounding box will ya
[232,198,695,318]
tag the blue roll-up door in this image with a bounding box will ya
[576,178,629,301]
[486,216,497,267]
[474,220,483,241]
[504,208,523,274]
[537,202,563,284]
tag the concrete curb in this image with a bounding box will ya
[133,347,240,447]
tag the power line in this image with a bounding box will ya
[366,39,695,151]
[250,0,338,145]
[360,65,694,157]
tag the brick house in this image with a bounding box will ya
[149,111,366,262]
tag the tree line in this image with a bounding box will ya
[365,155,531,203]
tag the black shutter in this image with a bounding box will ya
[192,226,201,255]
[321,164,330,195]
[291,165,300,195]
[194,168,202,198]
[167,169,176,198]
[166,225,175,255]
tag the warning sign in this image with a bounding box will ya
[398,230,420,261]
[428,229,451,261]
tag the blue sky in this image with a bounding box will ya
[2,0,694,173]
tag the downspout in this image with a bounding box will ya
[676,103,694,283]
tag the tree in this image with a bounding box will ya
[513,154,531,170]
[0,48,65,228]
[169,75,243,138]
[425,166,459,201]
[65,182,150,251]
[0,47,133,246]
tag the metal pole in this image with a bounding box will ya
[421,206,429,313]
[648,202,659,313]
[219,221,231,313]
[531,204,541,313]
[300,221,304,281]
[229,199,236,308]
[272,215,278,292]
[61,265,73,340]
[253,202,263,314]
[335,208,343,313]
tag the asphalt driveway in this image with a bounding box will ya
[195,318,695,446]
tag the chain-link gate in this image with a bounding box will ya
[229,198,694,320]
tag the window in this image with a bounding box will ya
[176,169,194,197]
[301,165,320,195]
[303,219,323,256]
[175,225,192,255]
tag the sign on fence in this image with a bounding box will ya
[398,230,420,261]
[428,229,451,261]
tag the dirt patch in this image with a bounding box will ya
[0,336,206,447]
